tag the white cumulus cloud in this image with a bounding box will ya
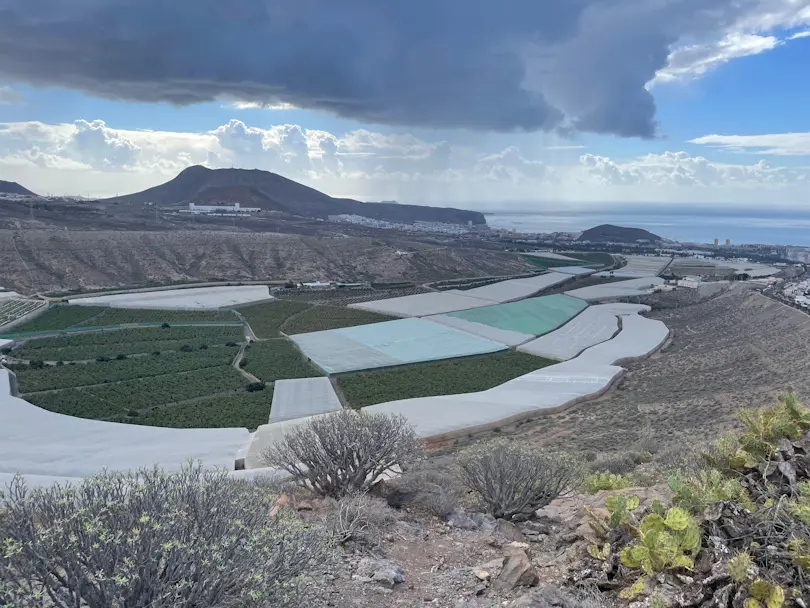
[689,132,810,155]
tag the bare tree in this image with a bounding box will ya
[262,410,422,499]
[456,440,582,520]
[0,463,329,608]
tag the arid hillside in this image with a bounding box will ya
[504,285,810,453]
[0,230,532,293]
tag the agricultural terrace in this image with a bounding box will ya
[7,304,238,335]
[236,300,394,338]
[122,389,274,430]
[281,306,393,335]
[522,255,590,271]
[241,340,323,383]
[237,300,311,338]
[0,298,45,327]
[12,326,244,361]
[10,305,109,333]
[77,308,238,325]
[24,366,246,420]
[564,252,615,268]
[13,347,238,392]
[337,351,555,408]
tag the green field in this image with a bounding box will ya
[122,390,273,430]
[10,305,108,333]
[242,340,322,383]
[77,308,238,326]
[15,326,244,361]
[281,306,394,335]
[337,351,555,408]
[238,301,311,338]
[15,346,238,393]
[565,252,616,269]
[25,366,246,419]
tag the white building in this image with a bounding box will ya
[182,202,261,215]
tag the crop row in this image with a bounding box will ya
[280,306,393,335]
[242,340,322,383]
[337,351,554,408]
[237,301,311,338]
[26,366,247,420]
[119,389,274,431]
[11,305,108,333]
[16,346,239,393]
[75,307,238,326]
[15,337,241,363]
[20,325,243,350]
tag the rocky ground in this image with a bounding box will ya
[283,487,634,608]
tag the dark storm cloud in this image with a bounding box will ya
[0,0,756,137]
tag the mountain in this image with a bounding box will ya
[104,166,486,225]
[578,224,662,243]
[0,180,37,196]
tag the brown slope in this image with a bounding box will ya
[0,230,531,293]
[103,166,486,225]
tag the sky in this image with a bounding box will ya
[0,0,809,211]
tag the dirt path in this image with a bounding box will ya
[234,310,258,342]
[232,343,261,384]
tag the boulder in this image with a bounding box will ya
[494,519,526,543]
[495,545,539,590]
[447,508,478,530]
[356,557,405,589]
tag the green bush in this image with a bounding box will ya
[0,464,330,607]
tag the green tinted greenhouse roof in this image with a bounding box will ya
[445,294,587,336]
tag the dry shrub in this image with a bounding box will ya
[457,440,582,520]
[386,468,463,517]
[262,410,423,499]
[590,452,637,475]
[325,492,397,546]
[0,463,329,608]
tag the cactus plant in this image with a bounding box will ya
[619,506,701,576]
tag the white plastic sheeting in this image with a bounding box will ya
[517,307,619,360]
[614,255,672,277]
[589,303,652,316]
[549,266,595,275]
[443,272,571,304]
[269,377,343,424]
[365,360,623,439]
[69,286,272,310]
[566,277,664,301]
[576,314,669,365]
[424,314,533,346]
[0,369,251,483]
[522,251,581,261]
[290,317,507,374]
[349,291,492,318]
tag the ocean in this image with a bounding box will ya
[485,212,810,247]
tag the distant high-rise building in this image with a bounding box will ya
[713,238,719,246]
[725,239,731,246]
